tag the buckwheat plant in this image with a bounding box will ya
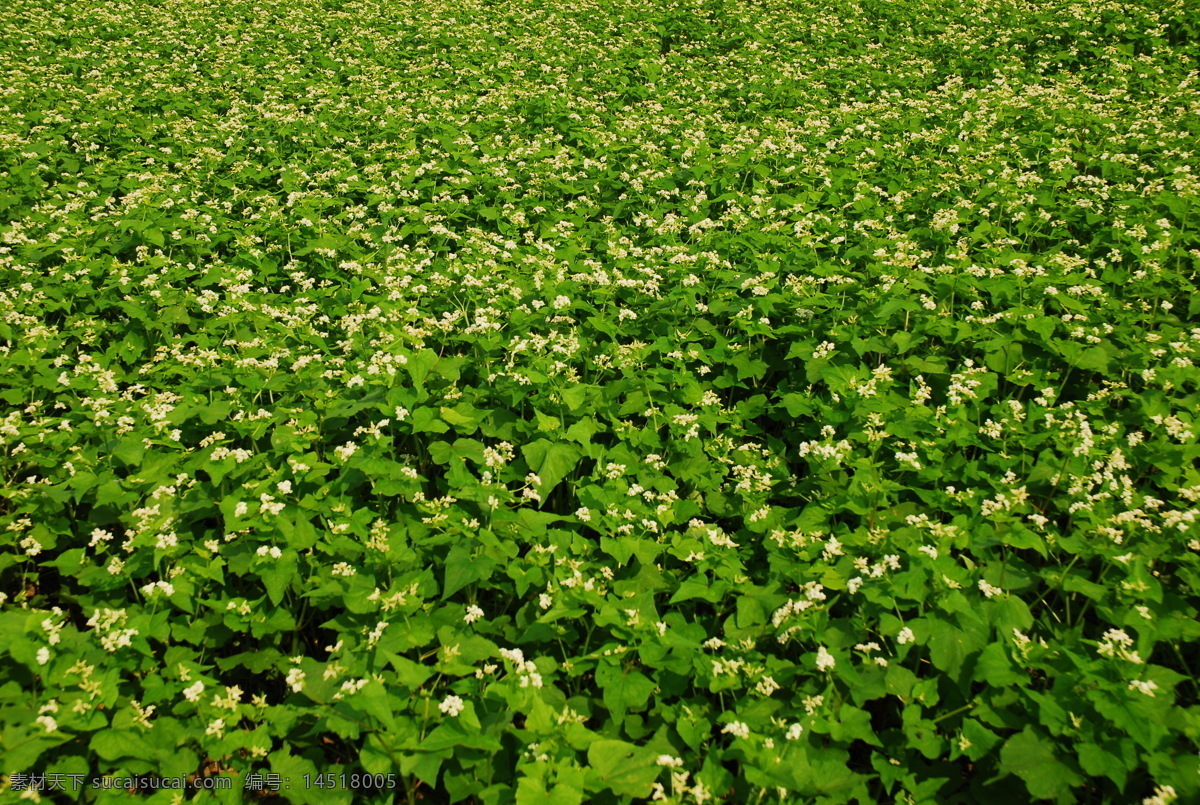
[1,0,1198,802]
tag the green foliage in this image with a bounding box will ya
[1,0,1199,802]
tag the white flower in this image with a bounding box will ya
[786,723,804,741]
[897,627,915,645]
[1143,785,1178,805]
[36,647,50,665]
[285,668,306,693]
[978,579,1003,598]
[816,646,836,672]
[721,721,750,739]
[755,676,780,696]
[656,755,684,767]
[1129,679,1159,697]
[439,695,465,717]
[183,681,205,702]
[36,715,57,732]
[464,605,485,624]
[205,718,225,738]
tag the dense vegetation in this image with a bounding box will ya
[2,0,1199,801]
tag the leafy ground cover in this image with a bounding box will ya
[2,0,1200,801]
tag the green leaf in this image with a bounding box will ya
[406,349,440,398]
[999,727,1083,800]
[988,595,1034,633]
[586,739,659,798]
[669,578,719,604]
[270,749,328,804]
[890,330,917,353]
[517,776,551,805]
[925,616,985,678]
[535,409,562,432]
[548,783,585,805]
[830,705,881,747]
[596,660,655,722]
[3,733,69,773]
[361,732,398,775]
[901,705,942,759]
[112,438,144,466]
[984,339,1024,374]
[260,551,297,606]
[972,642,1025,687]
[735,595,766,629]
[439,404,481,432]
[781,392,814,417]
[565,417,598,445]
[48,548,86,574]
[1076,742,1127,791]
[443,544,479,600]
[357,681,397,730]
[521,440,581,497]
[412,406,451,433]
[561,384,593,412]
[996,523,1046,556]
[1060,571,1107,601]
[90,729,158,762]
[960,718,1001,762]
[386,654,434,689]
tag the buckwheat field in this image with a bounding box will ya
[1,0,1199,802]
